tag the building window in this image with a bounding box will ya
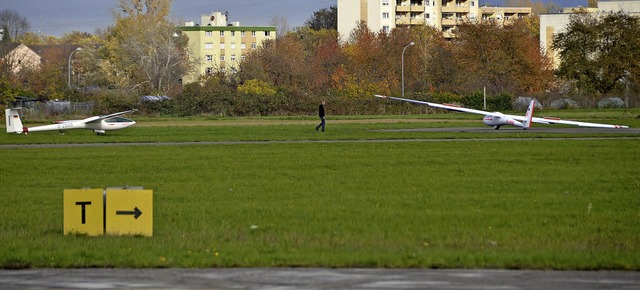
[383,26,390,33]
[220,55,225,61]
[252,31,256,37]
[383,12,390,19]
[241,55,246,61]
[220,43,225,49]
[383,0,389,5]
[241,43,246,50]
[231,42,236,50]
[205,31,212,37]
[205,42,213,49]
[220,31,225,37]
[205,67,213,74]
[471,1,475,6]
[265,31,271,37]
[231,31,235,36]
[241,31,246,37]
[231,54,236,61]
[251,42,257,49]
[206,55,213,61]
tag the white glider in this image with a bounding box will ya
[5,108,138,135]
[375,95,629,130]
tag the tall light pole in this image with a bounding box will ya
[401,41,414,97]
[68,47,82,89]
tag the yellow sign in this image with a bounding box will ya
[105,189,153,236]
[63,189,104,236]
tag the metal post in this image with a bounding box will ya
[68,47,82,89]
[401,42,414,97]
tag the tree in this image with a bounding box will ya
[117,0,171,18]
[304,6,337,31]
[0,10,30,42]
[270,16,291,37]
[453,19,554,95]
[408,25,456,93]
[553,12,640,94]
[88,0,190,95]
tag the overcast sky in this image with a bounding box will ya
[0,0,336,36]
[0,0,587,37]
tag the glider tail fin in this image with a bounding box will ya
[523,100,535,129]
[5,109,24,134]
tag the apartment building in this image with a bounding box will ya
[540,0,640,68]
[338,0,531,41]
[178,12,276,83]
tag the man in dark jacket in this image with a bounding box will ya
[315,101,325,132]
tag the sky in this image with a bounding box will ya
[0,0,336,36]
[0,0,588,37]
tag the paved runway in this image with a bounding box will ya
[374,126,640,134]
[2,268,640,289]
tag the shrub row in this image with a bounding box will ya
[74,88,636,118]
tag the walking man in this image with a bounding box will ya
[315,100,325,132]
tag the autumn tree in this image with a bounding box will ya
[0,10,30,42]
[404,25,454,93]
[452,19,554,95]
[304,6,337,31]
[553,12,640,94]
[294,27,343,94]
[270,16,291,37]
[336,22,394,97]
[86,0,190,96]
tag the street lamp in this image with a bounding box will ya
[401,41,414,97]
[68,47,82,89]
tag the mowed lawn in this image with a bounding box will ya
[0,131,638,269]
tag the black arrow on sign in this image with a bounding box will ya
[116,207,142,219]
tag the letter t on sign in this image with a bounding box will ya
[64,189,104,236]
[75,201,92,224]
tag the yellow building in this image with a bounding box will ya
[338,0,531,41]
[178,12,276,83]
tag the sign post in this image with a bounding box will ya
[63,189,104,236]
[106,189,153,236]
[63,187,153,236]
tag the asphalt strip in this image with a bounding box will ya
[1,136,640,149]
[1,268,640,289]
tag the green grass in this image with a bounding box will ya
[0,140,639,268]
[2,109,640,145]
[0,113,639,269]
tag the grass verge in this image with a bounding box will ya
[0,134,638,269]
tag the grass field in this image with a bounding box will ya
[0,111,639,269]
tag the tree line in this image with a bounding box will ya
[1,0,639,118]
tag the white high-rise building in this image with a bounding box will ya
[338,0,532,42]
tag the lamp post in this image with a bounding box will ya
[68,47,82,89]
[401,41,414,97]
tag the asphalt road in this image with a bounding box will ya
[1,268,640,289]
[374,127,640,134]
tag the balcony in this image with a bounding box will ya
[396,5,425,12]
[441,5,471,13]
[441,18,457,25]
[396,17,426,25]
